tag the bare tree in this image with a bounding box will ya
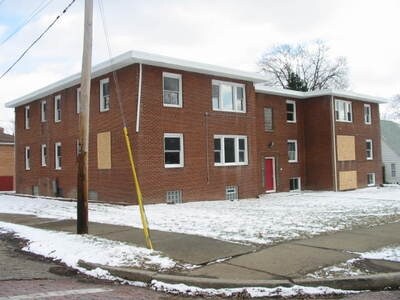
[258,40,349,91]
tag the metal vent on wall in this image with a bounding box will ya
[166,190,182,204]
[226,186,238,201]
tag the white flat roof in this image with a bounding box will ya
[5,50,268,108]
[255,84,387,104]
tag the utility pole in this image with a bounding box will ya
[77,0,93,234]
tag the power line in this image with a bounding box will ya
[0,0,54,47]
[0,0,76,80]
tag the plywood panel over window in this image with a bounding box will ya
[97,131,111,169]
[337,135,355,161]
[339,171,357,190]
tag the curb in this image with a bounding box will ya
[78,260,400,291]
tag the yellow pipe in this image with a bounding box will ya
[123,126,153,250]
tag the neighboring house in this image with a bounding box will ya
[381,120,400,184]
[5,51,385,204]
[0,127,14,191]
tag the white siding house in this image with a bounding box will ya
[381,120,400,184]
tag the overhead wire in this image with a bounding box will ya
[0,0,54,47]
[0,0,76,80]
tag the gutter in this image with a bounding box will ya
[135,63,143,133]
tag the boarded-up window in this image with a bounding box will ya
[97,131,111,169]
[264,107,273,131]
[339,171,357,190]
[337,135,355,161]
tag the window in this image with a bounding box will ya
[264,107,273,131]
[163,72,182,107]
[166,190,182,204]
[289,177,301,191]
[164,133,184,168]
[100,78,110,112]
[367,173,375,186]
[25,146,30,170]
[366,139,373,160]
[391,163,396,178]
[214,135,248,166]
[212,80,246,113]
[226,186,238,201]
[286,100,296,123]
[41,144,47,167]
[41,100,47,122]
[24,106,30,129]
[335,99,352,122]
[364,104,371,124]
[288,140,298,163]
[54,95,61,122]
[76,87,81,114]
[76,140,81,157]
[55,142,62,170]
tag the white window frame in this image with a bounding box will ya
[55,142,62,170]
[40,100,47,122]
[54,95,61,122]
[286,100,296,123]
[288,139,298,163]
[214,135,248,166]
[162,72,182,108]
[335,99,352,122]
[366,139,373,160]
[364,104,371,124]
[41,144,47,167]
[76,87,81,114]
[212,80,246,113]
[289,177,301,191]
[164,133,184,168]
[100,78,110,112]
[367,173,376,186]
[25,146,30,170]
[24,106,30,129]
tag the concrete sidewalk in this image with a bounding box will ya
[1,213,400,289]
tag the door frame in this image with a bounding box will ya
[264,156,276,193]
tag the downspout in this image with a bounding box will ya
[135,63,143,133]
[330,95,338,191]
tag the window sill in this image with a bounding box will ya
[214,162,248,167]
[286,120,296,123]
[366,158,373,161]
[164,164,184,169]
[288,160,298,163]
[335,119,353,123]
[212,109,246,114]
[163,103,182,108]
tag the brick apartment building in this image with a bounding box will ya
[0,127,14,191]
[5,51,385,204]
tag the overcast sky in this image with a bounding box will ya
[0,0,399,132]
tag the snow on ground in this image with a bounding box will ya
[1,186,400,244]
[359,245,400,262]
[308,245,400,278]
[151,281,359,298]
[0,221,177,271]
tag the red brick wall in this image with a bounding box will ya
[255,94,306,192]
[334,98,383,187]
[303,96,335,190]
[14,64,259,203]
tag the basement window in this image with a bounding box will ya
[166,190,182,204]
[367,173,375,186]
[289,177,301,191]
[226,186,238,201]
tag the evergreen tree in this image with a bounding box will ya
[286,72,308,91]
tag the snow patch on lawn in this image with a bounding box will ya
[0,221,178,271]
[1,186,400,244]
[151,280,359,298]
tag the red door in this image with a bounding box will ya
[264,158,275,192]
